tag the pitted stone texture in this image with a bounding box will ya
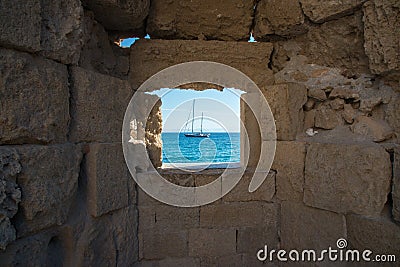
[75,205,138,266]
[140,230,188,260]
[147,0,254,41]
[0,0,41,52]
[189,228,236,257]
[272,141,306,201]
[0,148,21,250]
[0,49,69,145]
[254,0,306,38]
[14,144,82,237]
[129,39,274,90]
[299,0,365,23]
[263,83,307,140]
[393,147,400,222]
[363,0,400,74]
[69,67,133,143]
[347,214,400,256]
[304,142,391,216]
[79,12,130,79]
[40,0,84,65]
[281,202,346,250]
[83,0,149,34]
[86,143,133,217]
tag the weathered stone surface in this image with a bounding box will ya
[75,205,138,266]
[0,148,21,250]
[393,147,400,222]
[140,230,188,260]
[86,143,133,217]
[272,141,306,201]
[304,142,391,216]
[254,0,306,38]
[130,39,274,90]
[146,99,162,168]
[281,202,346,250]
[139,257,200,267]
[347,214,400,257]
[189,228,236,257]
[263,83,307,140]
[39,0,84,65]
[315,104,342,130]
[0,0,41,52]
[0,49,69,144]
[237,226,279,255]
[363,0,400,74]
[147,0,254,41]
[223,170,275,202]
[299,0,365,23]
[69,67,133,143]
[14,144,82,237]
[350,116,394,142]
[385,94,400,143]
[79,12,130,79]
[83,0,149,34]
[200,202,278,228]
[200,254,243,267]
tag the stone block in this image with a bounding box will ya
[147,0,254,41]
[363,0,400,74]
[138,257,200,267]
[299,0,365,23]
[262,83,307,140]
[86,143,133,217]
[304,142,391,216]
[223,170,275,202]
[254,0,306,38]
[200,254,243,267]
[139,230,188,260]
[69,67,133,143]
[0,0,41,52]
[281,202,346,250]
[347,214,400,257]
[83,0,149,34]
[130,39,274,90]
[0,49,69,144]
[393,147,400,222]
[272,141,306,201]
[39,0,84,65]
[237,226,279,254]
[13,144,82,237]
[188,228,236,257]
[200,202,278,228]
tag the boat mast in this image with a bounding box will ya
[191,99,195,133]
[201,112,203,134]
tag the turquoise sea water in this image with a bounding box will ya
[161,132,240,163]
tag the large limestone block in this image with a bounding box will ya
[0,49,69,145]
[304,142,391,216]
[129,39,274,90]
[147,0,254,41]
[69,67,133,143]
[254,0,306,38]
[272,141,306,201]
[188,228,236,257]
[363,0,400,74]
[347,214,400,257]
[299,0,365,23]
[139,230,188,260]
[13,144,82,237]
[75,205,138,266]
[83,0,149,34]
[0,0,41,52]
[86,143,134,217]
[263,83,307,140]
[281,202,346,250]
[40,0,85,65]
[200,202,278,228]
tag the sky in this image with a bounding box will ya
[149,88,244,133]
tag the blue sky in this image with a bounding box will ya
[149,88,244,133]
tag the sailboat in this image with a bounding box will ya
[184,100,210,138]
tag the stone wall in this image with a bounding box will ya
[1,0,399,266]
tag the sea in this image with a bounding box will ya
[161,132,240,164]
